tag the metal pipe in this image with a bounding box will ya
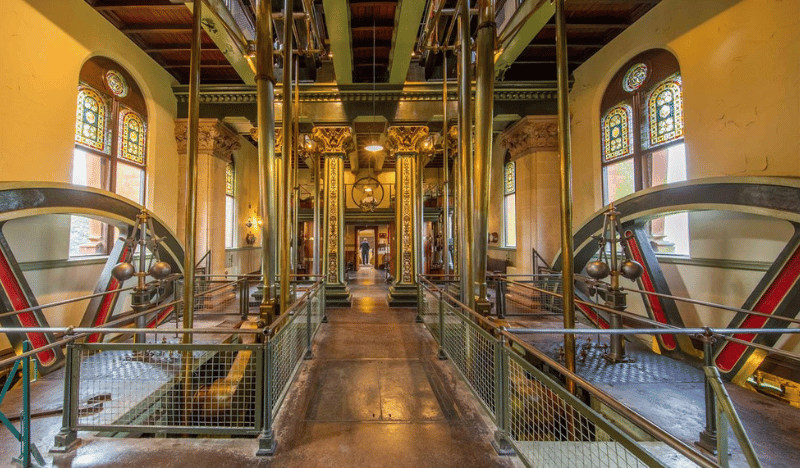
[473,0,494,304]
[183,0,203,343]
[279,0,294,314]
[313,155,321,276]
[705,367,763,468]
[0,285,137,319]
[293,54,301,280]
[555,0,577,392]
[441,0,465,50]
[256,0,277,322]
[442,49,451,276]
[418,0,448,54]
[457,10,474,307]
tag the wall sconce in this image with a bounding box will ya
[244,203,262,229]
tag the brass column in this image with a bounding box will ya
[457,9,474,307]
[183,0,202,340]
[442,53,451,276]
[312,153,321,276]
[256,0,278,322]
[556,0,577,388]
[473,0,495,310]
[386,126,429,307]
[279,0,294,313]
[313,127,353,306]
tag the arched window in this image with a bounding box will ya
[601,50,688,254]
[70,58,148,256]
[225,161,236,248]
[503,160,516,248]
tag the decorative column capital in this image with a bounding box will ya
[249,126,283,153]
[174,118,241,160]
[386,126,429,155]
[498,115,558,160]
[446,125,459,155]
[312,126,354,154]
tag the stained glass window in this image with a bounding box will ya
[225,163,235,196]
[602,104,633,161]
[118,108,146,164]
[504,161,515,195]
[623,63,648,92]
[105,70,129,98]
[644,74,683,149]
[75,84,110,153]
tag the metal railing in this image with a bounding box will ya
[0,341,45,467]
[489,274,563,318]
[419,276,721,468]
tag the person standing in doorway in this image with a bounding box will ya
[360,238,370,266]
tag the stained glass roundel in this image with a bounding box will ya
[622,63,648,92]
[105,70,129,98]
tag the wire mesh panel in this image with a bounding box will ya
[421,285,440,340]
[74,343,260,434]
[441,302,497,418]
[504,277,564,316]
[505,351,667,468]
[269,301,310,414]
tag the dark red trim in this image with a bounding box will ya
[625,233,677,350]
[146,305,174,329]
[0,249,56,365]
[577,302,610,329]
[715,244,800,371]
[87,244,130,343]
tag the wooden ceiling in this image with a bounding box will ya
[349,0,397,83]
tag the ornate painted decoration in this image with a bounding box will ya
[622,63,648,92]
[504,161,516,195]
[644,74,684,149]
[104,70,129,98]
[498,116,558,160]
[312,126,354,154]
[399,156,414,283]
[326,156,342,283]
[602,104,633,161]
[119,108,146,164]
[75,84,110,153]
[386,126,429,154]
[174,119,241,160]
[225,162,234,196]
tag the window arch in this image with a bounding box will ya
[503,159,516,248]
[600,49,688,254]
[70,57,148,256]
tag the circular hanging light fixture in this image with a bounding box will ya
[367,14,384,152]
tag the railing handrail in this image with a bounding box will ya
[265,280,323,335]
[420,278,720,468]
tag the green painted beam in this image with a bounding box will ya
[322,0,353,85]
[388,0,427,84]
[495,0,555,78]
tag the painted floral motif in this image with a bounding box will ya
[105,70,129,98]
[602,104,633,161]
[75,84,110,153]
[622,63,648,92]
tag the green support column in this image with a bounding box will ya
[386,126,429,307]
[313,126,353,307]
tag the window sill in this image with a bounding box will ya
[656,255,770,272]
[21,256,109,272]
[489,245,516,252]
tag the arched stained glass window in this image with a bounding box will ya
[602,104,633,161]
[644,75,683,149]
[225,162,235,196]
[225,162,235,248]
[75,84,110,153]
[119,108,146,164]
[503,161,516,247]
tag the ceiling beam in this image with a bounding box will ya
[121,24,193,34]
[495,0,555,77]
[323,0,354,85]
[348,151,360,173]
[387,0,426,84]
[185,1,255,85]
[95,2,186,11]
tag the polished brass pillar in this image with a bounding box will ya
[256,0,278,322]
[386,126,429,307]
[313,126,353,306]
[279,0,294,313]
[457,10,474,307]
[473,0,495,311]
[183,0,202,339]
[442,53,451,276]
[447,126,459,277]
[555,0,577,390]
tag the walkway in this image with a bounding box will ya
[270,265,520,467]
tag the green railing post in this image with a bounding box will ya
[256,337,276,456]
[240,278,249,320]
[50,342,79,454]
[492,332,514,455]
[416,282,424,323]
[697,331,718,453]
[321,282,328,323]
[438,288,447,360]
[304,291,314,360]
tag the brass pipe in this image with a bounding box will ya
[473,0,495,303]
[293,54,300,279]
[256,0,277,322]
[279,0,294,313]
[457,10,474,307]
[442,49,451,276]
[555,0,577,393]
[183,0,203,342]
[313,154,321,275]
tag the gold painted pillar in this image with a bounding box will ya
[313,126,353,306]
[386,126,429,307]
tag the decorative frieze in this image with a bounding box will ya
[498,115,558,160]
[398,156,415,283]
[174,118,241,160]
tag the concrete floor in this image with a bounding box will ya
[2,268,519,467]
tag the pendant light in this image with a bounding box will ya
[365,14,384,152]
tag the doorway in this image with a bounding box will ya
[355,226,378,269]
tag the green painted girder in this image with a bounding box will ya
[495,0,555,78]
[323,0,354,85]
[388,1,428,84]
